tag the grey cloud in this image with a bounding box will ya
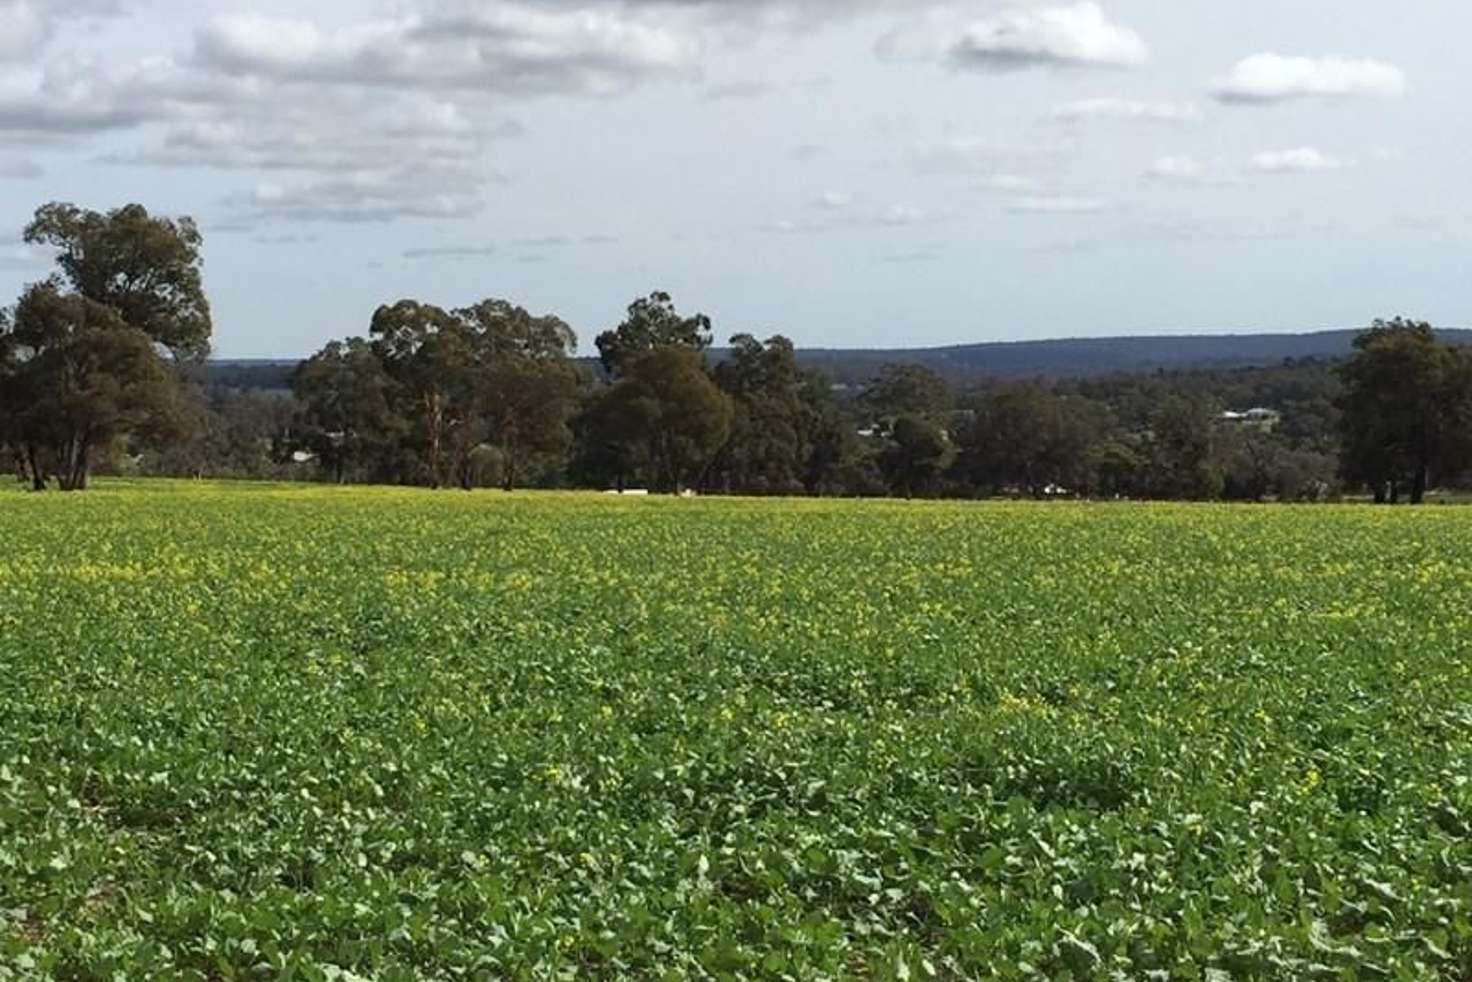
[0,1,47,62]
[512,235,575,248]
[403,244,498,259]
[0,0,129,62]
[909,136,1075,177]
[0,156,44,179]
[1052,97,1201,123]
[0,243,51,270]
[253,233,320,245]
[231,165,485,225]
[195,5,702,97]
[1007,195,1109,214]
[702,80,773,101]
[879,248,942,264]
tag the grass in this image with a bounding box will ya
[1,481,1470,979]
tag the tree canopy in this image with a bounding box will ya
[24,202,212,361]
[595,291,712,378]
[1337,318,1472,503]
[2,202,210,490]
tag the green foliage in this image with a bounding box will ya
[294,338,402,485]
[861,365,953,426]
[3,283,185,491]
[298,298,582,490]
[956,386,1103,497]
[880,414,954,498]
[1147,396,1224,501]
[23,202,212,361]
[598,346,734,492]
[595,292,713,378]
[4,202,212,490]
[713,335,810,494]
[2,486,1471,978]
[1338,319,1472,503]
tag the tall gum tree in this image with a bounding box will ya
[2,202,211,490]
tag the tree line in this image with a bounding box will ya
[4,202,1471,502]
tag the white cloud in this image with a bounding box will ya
[226,165,484,224]
[974,173,1045,194]
[1052,96,1200,123]
[1146,155,1203,181]
[0,1,47,62]
[1214,54,1407,103]
[403,244,498,260]
[702,80,773,101]
[881,204,925,225]
[1008,195,1107,214]
[909,136,1074,177]
[0,0,129,63]
[0,3,704,224]
[194,6,702,96]
[879,247,942,264]
[949,3,1148,71]
[1248,147,1349,174]
[1145,155,1241,186]
[815,190,852,209]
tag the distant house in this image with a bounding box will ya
[1219,407,1281,430]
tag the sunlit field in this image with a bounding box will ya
[2,482,1470,979]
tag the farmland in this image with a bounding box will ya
[2,483,1470,979]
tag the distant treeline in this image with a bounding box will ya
[4,202,1472,502]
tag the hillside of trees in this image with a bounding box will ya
[204,324,1472,394]
[5,201,1472,502]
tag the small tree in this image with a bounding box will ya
[369,300,479,489]
[602,347,733,492]
[881,414,954,499]
[294,338,401,484]
[456,299,580,491]
[1337,318,1472,503]
[713,334,809,493]
[2,201,212,490]
[5,283,182,490]
[1148,396,1223,500]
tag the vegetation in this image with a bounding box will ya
[4,200,1472,502]
[1,204,210,490]
[1337,319,1472,504]
[2,484,1471,977]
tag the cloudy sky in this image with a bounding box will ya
[1,1,1466,357]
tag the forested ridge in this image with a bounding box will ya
[5,202,1472,503]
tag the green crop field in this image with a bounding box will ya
[1,483,1470,980]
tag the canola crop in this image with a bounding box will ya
[1,482,1470,980]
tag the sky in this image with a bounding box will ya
[1,0,1468,358]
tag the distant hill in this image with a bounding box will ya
[794,329,1472,385]
[209,329,1472,390]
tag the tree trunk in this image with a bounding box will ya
[1373,482,1387,505]
[502,435,519,493]
[1411,463,1428,505]
[25,445,45,491]
[1389,480,1401,505]
[58,437,89,492]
